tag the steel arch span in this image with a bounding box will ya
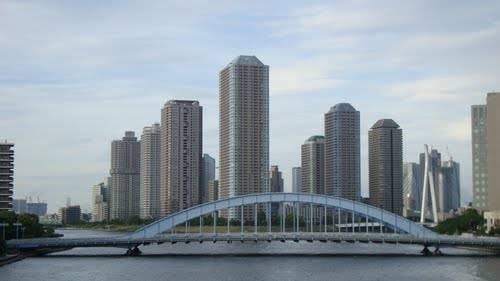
[125,193,437,240]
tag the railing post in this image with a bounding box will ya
[227,207,230,234]
[241,205,244,233]
[338,208,341,233]
[310,203,313,233]
[324,205,327,233]
[213,211,216,235]
[254,203,257,234]
[268,202,271,233]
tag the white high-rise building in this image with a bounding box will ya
[140,123,161,219]
[292,167,302,193]
[471,104,488,210]
[110,131,140,221]
[92,181,109,222]
[160,100,202,216]
[219,55,269,220]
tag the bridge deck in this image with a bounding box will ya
[8,233,500,251]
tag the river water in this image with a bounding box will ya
[1,229,499,281]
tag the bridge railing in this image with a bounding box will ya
[125,193,437,240]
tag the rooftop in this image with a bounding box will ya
[371,119,400,129]
[328,103,357,113]
[230,55,265,66]
[306,135,325,143]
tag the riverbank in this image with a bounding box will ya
[61,224,141,232]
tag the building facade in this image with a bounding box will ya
[419,148,442,213]
[60,205,81,225]
[301,136,325,194]
[92,182,109,222]
[292,167,302,193]
[439,159,461,213]
[270,165,284,193]
[368,119,403,215]
[201,154,216,204]
[160,100,202,216]
[219,55,269,220]
[208,180,219,202]
[487,92,500,211]
[140,123,161,219]
[110,131,141,221]
[324,103,360,201]
[0,142,14,211]
[402,162,421,217]
[471,104,488,210]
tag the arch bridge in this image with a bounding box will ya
[7,193,500,256]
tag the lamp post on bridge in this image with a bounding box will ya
[13,223,22,239]
[0,223,8,241]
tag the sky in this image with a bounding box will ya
[1,0,499,213]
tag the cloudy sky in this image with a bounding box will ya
[1,0,499,212]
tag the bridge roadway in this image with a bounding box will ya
[7,232,500,252]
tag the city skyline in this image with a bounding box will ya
[2,1,500,212]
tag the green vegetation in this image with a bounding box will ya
[0,211,56,256]
[434,209,486,235]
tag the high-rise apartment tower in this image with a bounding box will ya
[368,119,403,215]
[219,55,269,220]
[160,100,202,216]
[324,103,361,201]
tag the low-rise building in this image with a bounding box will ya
[60,205,81,225]
[484,211,500,233]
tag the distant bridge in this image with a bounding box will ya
[7,193,500,255]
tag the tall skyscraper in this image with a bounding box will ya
[368,119,403,215]
[219,55,269,220]
[160,100,202,216]
[270,165,284,215]
[270,165,284,193]
[419,148,442,212]
[292,167,302,193]
[403,162,421,217]
[0,141,14,211]
[471,104,488,210]
[439,159,461,212]
[201,154,216,203]
[487,92,500,211]
[110,131,140,221]
[92,181,109,222]
[301,136,325,194]
[324,103,360,201]
[140,123,161,219]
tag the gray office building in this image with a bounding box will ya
[140,123,161,219]
[110,131,141,221]
[471,104,488,210]
[301,136,325,194]
[201,154,216,204]
[324,103,361,201]
[419,148,442,212]
[219,55,269,220]
[292,167,302,193]
[403,162,421,217]
[439,159,461,212]
[0,142,14,211]
[368,119,403,215]
[160,100,202,216]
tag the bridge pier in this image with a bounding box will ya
[125,246,142,256]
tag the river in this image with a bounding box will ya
[1,229,499,281]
